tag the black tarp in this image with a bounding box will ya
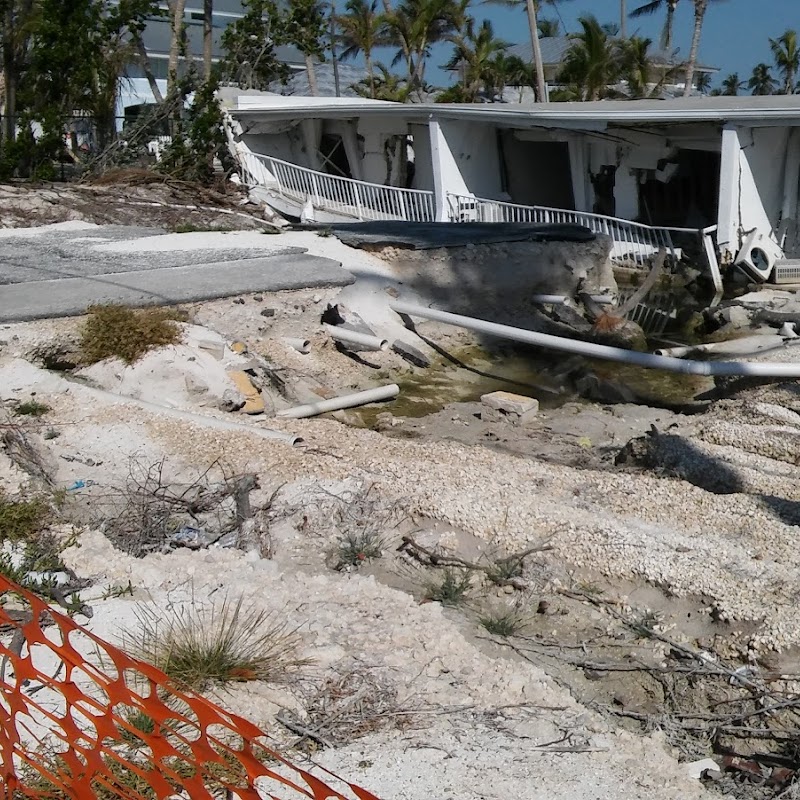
[294,221,596,250]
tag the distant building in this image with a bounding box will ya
[116,1,304,119]
[505,36,718,100]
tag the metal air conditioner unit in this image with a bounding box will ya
[733,228,784,282]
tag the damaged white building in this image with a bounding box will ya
[225,94,800,289]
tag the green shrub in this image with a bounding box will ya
[80,304,185,365]
[14,400,50,417]
[0,493,48,541]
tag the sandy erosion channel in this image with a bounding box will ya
[5,219,800,798]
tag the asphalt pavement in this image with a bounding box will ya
[0,226,354,321]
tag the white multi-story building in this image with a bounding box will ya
[118,1,303,119]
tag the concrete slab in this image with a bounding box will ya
[0,253,354,322]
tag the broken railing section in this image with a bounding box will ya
[239,151,436,223]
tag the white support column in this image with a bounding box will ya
[301,119,323,172]
[717,124,741,263]
[429,117,470,222]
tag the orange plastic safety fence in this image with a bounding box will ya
[0,577,381,800]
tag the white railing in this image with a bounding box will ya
[241,151,435,223]
[446,192,691,266]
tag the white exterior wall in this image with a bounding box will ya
[356,116,410,185]
[717,125,791,262]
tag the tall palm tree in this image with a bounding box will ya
[558,14,620,101]
[384,0,456,93]
[720,72,742,95]
[770,29,800,95]
[629,0,679,52]
[748,62,778,96]
[682,0,723,98]
[444,17,509,101]
[337,0,388,98]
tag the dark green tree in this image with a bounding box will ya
[219,0,289,90]
[284,0,327,96]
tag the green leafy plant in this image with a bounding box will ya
[0,493,48,542]
[14,400,51,417]
[424,568,472,606]
[80,304,185,365]
[124,596,311,690]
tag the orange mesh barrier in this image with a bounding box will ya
[0,576,380,800]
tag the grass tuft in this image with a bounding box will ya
[124,595,310,690]
[80,304,186,365]
[334,530,386,571]
[14,400,51,417]
[479,607,527,637]
[424,568,472,606]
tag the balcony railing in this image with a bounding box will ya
[239,151,436,223]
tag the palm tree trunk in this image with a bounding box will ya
[662,1,676,52]
[167,0,188,95]
[133,33,165,104]
[304,53,319,95]
[620,0,626,38]
[682,0,706,97]
[1,4,17,145]
[525,0,547,102]
[203,0,213,81]
[366,52,376,98]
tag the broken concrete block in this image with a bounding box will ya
[225,370,265,414]
[194,339,225,360]
[219,388,246,412]
[481,391,539,425]
[392,339,431,368]
[229,340,249,355]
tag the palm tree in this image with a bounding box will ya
[619,35,653,98]
[337,0,388,98]
[629,0,679,52]
[770,29,800,94]
[695,70,711,93]
[720,72,743,95]
[682,0,723,98]
[384,0,456,93]
[558,14,621,101]
[352,61,410,100]
[748,62,778,95]
[537,17,559,37]
[444,17,509,101]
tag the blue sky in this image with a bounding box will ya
[418,0,798,88]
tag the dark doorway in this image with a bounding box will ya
[318,134,352,178]
[500,134,574,208]
[638,149,720,228]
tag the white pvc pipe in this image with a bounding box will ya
[324,324,388,352]
[277,384,400,419]
[283,337,311,354]
[655,335,793,358]
[529,294,616,305]
[390,301,800,378]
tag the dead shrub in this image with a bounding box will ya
[80,304,187,365]
[123,595,310,691]
[280,669,413,749]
